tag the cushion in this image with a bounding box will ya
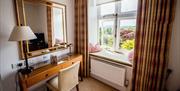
[89,43,102,53]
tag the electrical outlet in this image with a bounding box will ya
[11,64,16,69]
[11,63,24,69]
[125,80,129,87]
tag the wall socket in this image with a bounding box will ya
[11,62,24,69]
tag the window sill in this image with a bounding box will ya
[89,49,132,67]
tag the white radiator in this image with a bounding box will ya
[91,58,126,88]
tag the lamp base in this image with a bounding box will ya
[19,67,33,75]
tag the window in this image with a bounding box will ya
[99,20,115,49]
[97,0,138,51]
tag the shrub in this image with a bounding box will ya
[121,39,135,50]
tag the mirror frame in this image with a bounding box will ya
[15,0,68,59]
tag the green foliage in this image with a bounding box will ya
[107,36,113,47]
[98,27,114,48]
[103,35,113,47]
[121,39,135,50]
[103,28,113,35]
[120,26,136,31]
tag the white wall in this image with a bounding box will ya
[167,0,180,91]
[0,0,19,90]
[0,0,74,91]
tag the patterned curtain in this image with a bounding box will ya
[74,0,89,77]
[47,4,53,48]
[132,0,176,91]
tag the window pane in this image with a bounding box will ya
[99,20,114,49]
[121,0,138,12]
[100,2,115,16]
[119,19,136,50]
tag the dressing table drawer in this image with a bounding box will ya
[26,66,60,87]
[25,60,77,87]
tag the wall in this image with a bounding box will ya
[0,0,18,91]
[0,0,74,91]
[167,0,180,91]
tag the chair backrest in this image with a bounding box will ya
[58,61,80,91]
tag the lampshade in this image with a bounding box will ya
[9,26,37,41]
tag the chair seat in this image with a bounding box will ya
[47,76,59,90]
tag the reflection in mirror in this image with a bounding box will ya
[52,8,65,46]
[24,2,49,51]
[53,8,64,46]
[23,1,67,53]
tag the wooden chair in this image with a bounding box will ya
[46,61,80,91]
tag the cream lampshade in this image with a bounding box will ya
[9,26,37,74]
[9,26,37,41]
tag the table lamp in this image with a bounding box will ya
[9,26,37,74]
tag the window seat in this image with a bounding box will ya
[89,50,132,67]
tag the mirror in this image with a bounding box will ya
[15,0,68,58]
[24,2,49,51]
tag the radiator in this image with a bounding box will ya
[90,58,126,88]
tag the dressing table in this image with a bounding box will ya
[14,1,83,90]
[19,54,83,91]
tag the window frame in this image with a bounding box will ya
[97,1,137,52]
[98,19,116,49]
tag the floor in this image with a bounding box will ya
[71,77,118,91]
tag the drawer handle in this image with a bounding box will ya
[45,74,49,77]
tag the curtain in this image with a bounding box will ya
[47,4,53,47]
[132,0,176,91]
[74,0,89,77]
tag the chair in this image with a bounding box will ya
[46,61,80,91]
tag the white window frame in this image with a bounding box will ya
[98,19,116,49]
[97,1,137,52]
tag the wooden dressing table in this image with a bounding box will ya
[19,54,83,91]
